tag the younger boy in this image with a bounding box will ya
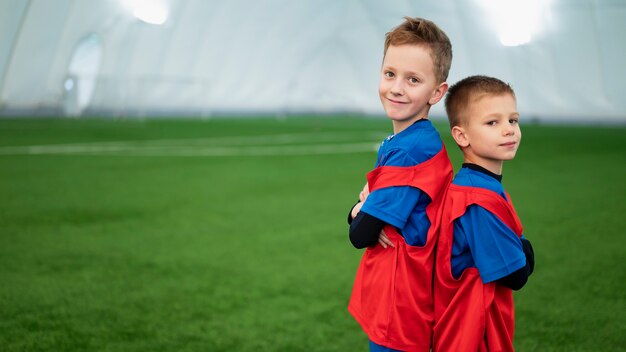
[433,75,535,351]
[347,17,453,351]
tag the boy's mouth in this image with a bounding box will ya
[387,98,407,104]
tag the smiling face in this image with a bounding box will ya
[378,44,447,134]
[451,93,521,174]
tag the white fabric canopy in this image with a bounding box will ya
[1,0,625,123]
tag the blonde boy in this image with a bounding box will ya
[347,17,453,351]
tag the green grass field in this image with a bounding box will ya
[0,117,624,351]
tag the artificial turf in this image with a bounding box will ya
[0,117,624,351]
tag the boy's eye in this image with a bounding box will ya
[509,118,519,124]
[409,77,419,84]
[486,121,497,126]
[384,71,394,78]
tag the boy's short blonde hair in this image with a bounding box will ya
[445,75,516,128]
[384,17,452,84]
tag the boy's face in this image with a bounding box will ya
[453,93,521,173]
[379,44,446,130]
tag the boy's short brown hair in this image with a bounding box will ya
[384,17,452,84]
[445,75,516,128]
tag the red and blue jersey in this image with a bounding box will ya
[361,120,444,246]
[433,166,525,352]
[349,119,453,352]
[450,167,526,282]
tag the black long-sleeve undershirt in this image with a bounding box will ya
[349,211,387,249]
[347,202,387,249]
[497,238,535,290]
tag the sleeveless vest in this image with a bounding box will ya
[349,147,452,351]
[433,185,523,352]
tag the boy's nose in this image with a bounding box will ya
[390,82,404,95]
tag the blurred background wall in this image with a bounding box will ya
[0,0,625,123]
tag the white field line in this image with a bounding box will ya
[0,131,384,156]
[1,131,386,149]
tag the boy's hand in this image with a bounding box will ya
[378,229,395,249]
[359,183,370,202]
[351,201,364,219]
[351,183,370,220]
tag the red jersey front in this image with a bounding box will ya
[433,185,524,352]
[349,147,452,352]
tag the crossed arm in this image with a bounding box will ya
[347,184,394,249]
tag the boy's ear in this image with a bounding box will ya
[451,125,470,148]
[429,82,449,105]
